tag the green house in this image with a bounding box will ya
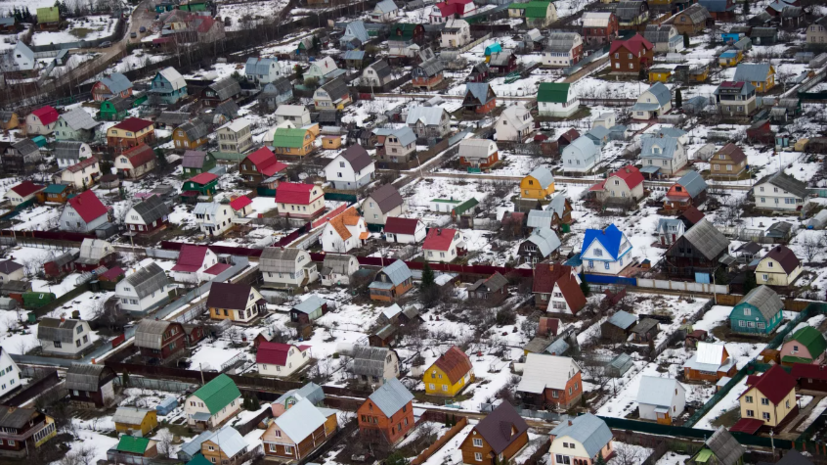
[116,436,152,455]
[182,151,217,177]
[729,285,784,335]
[180,172,218,201]
[781,326,827,364]
[36,7,59,25]
[178,0,210,11]
[99,97,132,121]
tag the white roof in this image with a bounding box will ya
[275,105,308,117]
[275,398,332,443]
[517,353,581,393]
[113,407,153,425]
[583,12,612,28]
[696,341,725,365]
[205,426,247,457]
[381,304,403,320]
[159,67,186,91]
[636,376,684,408]
[500,105,532,131]
[219,118,250,132]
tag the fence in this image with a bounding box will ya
[411,417,469,465]
[3,370,60,407]
[635,278,728,295]
[583,274,637,286]
[29,18,125,53]
[116,374,199,393]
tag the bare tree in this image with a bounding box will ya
[155,429,175,458]
[801,234,821,263]
[612,443,648,465]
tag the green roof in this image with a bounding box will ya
[392,24,418,41]
[508,3,527,9]
[432,198,462,204]
[37,7,60,23]
[537,82,571,103]
[117,436,150,454]
[43,184,68,194]
[781,355,814,364]
[789,326,827,359]
[693,448,713,463]
[192,374,241,415]
[273,128,309,148]
[524,1,550,19]
[187,455,213,465]
[454,198,479,215]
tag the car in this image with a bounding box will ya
[130,32,137,39]
[100,41,112,48]
[139,26,146,33]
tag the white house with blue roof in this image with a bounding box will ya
[245,57,289,85]
[562,136,600,173]
[341,21,370,49]
[580,224,633,275]
[639,135,687,175]
[371,0,400,22]
[549,413,614,465]
[636,376,686,424]
[149,67,187,105]
[631,82,672,120]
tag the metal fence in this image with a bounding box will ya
[29,18,125,53]
[115,375,199,393]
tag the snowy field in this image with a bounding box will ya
[31,15,117,46]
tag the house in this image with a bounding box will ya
[239,147,286,187]
[719,49,743,67]
[314,77,351,110]
[807,17,827,47]
[589,164,645,205]
[549,414,613,465]
[750,27,778,45]
[340,21,370,49]
[533,263,586,314]
[173,120,210,151]
[1,42,36,77]
[3,139,41,174]
[276,183,325,219]
[664,218,729,279]
[37,318,93,358]
[203,77,241,107]
[488,50,518,76]
[462,83,497,116]
[26,106,59,135]
[714,81,757,118]
[458,139,499,169]
[672,4,711,35]
[180,173,218,201]
[496,105,534,142]
[755,245,802,287]
[615,0,649,28]
[519,227,561,265]
[370,260,414,302]
[0,260,24,283]
[780,327,827,365]
[268,382,325,416]
[59,190,108,233]
[195,201,239,235]
[171,244,224,283]
[664,170,707,212]
[406,106,451,139]
[357,378,415,444]
[74,238,115,272]
[351,345,400,387]
[520,166,555,199]
[384,217,426,244]
[113,408,158,437]
[730,286,784,335]
[459,402,529,465]
[580,224,633,275]
[182,150,216,177]
[538,82,579,118]
[468,272,509,305]
[134,319,186,363]
[362,59,394,89]
[262,398,338,459]
[636,377,686,425]
[5,181,44,207]
[272,127,316,157]
[387,23,426,57]
[734,63,775,93]
[0,347,20,397]
[306,57,343,83]
[115,143,157,180]
[640,135,686,175]
[321,207,368,253]
[363,184,407,225]
[0,111,19,130]
[753,171,808,212]
[610,34,654,75]
[737,365,797,430]
[259,248,318,289]
[0,405,57,457]
[107,118,155,154]
[468,62,490,83]
[517,353,583,408]
[275,105,311,127]
[523,1,557,28]
[711,143,747,177]
[55,108,97,142]
[423,228,465,263]
[441,18,471,48]
[185,374,242,429]
[320,254,360,286]
[631,318,660,342]
[644,25,684,53]
[543,32,584,67]
[194,426,248,465]
[216,118,253,156]
[207,282,265,325]
[371,0,399,21]
[600,310,637,342]
[116,263,170,316]
[631,82,672,120]
[245,57,287,85]
[423,346,474,397]
[684,342,738,382]
[411,58,445,90]
[325,145,375,190]
[149,67,188,105]
[54,140,93,169]
[259,79,293,111]
[55,157,100,189]
[98,96,133,121]
[43,251,77,279]
[290,295,329,324]
[582,12,619,44]
[429,0,477,24]
[257,342,311,377]
[747,119,774,145]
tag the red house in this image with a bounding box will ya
[134,319,187,362]
[462,83,496,115]
[239,146,287,188]
[275,182,325,219]
[107,118,155,154]
[663,171,708,213]
[747,119,774,145]
[44,251,77,278]
[609,34,654,74]
[357,378,415,445]
[91,73,133,102]
[488,51,518,75]
[582,11,619,45]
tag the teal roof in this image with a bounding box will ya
[43,184,68,194]
[192,374,241,415]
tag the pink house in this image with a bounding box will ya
[780,326,827,365]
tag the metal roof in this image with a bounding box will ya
[368,184,405,214]
[527,166,554,189]
[582,12,612,28]
[37,318,83,343]
[377,260,412,286]
[352,346,393,377]
[65,363,109,391]
[641,136,680,160]
[135,319,174,350]
[319,77,349,102]
[60,108,98,131]
[132,195,170,225]
[0,406,36,429]
[293,295,327,314]
[260,247,308,273]
[636,376,684,408]
[323,254,356,275]
[527,209,553,229]
[245,57,278,76]
[738,285,783,322]
[126,263,169,300]
[205,426,247,457]
[208,77,241,101]
[703,427,744,465]
[54,140,85,162]
[406,105,446,126]
[342,21,369,43]
[368,378,413,417]
[113,407,154,426]
[274,398,332,443]
[157,67,186,90]
[682,218,729,260]
[644,25,675,44]
[755,170,809,199]
[550,413,612,459]
[606,310,636,330]
[675,170,707,198]
[525,227,561,258]
[734,63,773,83]
[78,238,114,264]
[517,353,581,393]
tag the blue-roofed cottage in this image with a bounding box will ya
[631,82,672,120]
[549,413,614,464]
[664,170,708,212]
[580,224,633,275]
[357,378,414,445]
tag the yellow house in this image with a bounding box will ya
[738,365,796,429]
[734,63,775,93]
[520,166,555,200]
[719,50,743,67]
[755,245,802,287]
[649,67,673,83]
[207,282,265,325]
[113,407,158,437]
[424,346,474,397]
[689,66,709,83]
[272,127,316,157]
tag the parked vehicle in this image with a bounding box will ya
[130,32,137,39]
[140,26,147,33]
[100,41,112,48]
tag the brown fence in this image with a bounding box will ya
[3,370,60,407]
[715,294,740,306]
[411,417,469,465]
[784,299,811,312]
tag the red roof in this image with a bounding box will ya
[114,117,153,133]
[740,364,796,405]
[172,244,209,272]
[384,217,419,235]
[31,106,59,126]
[98,266,125,282]
[589,180,607,192]
[122,143,156,168]
[790,363,827,381]
[423,228,459,252]
[730,418,764,435]
[188,172,218,185]
[276,182,317,205]
[67,157,99,173]
[256,342,310,366]
[230,195,252,211]
[435,2,458,16]
[245,147,287,177]
[67,190,108,223]
[532,264,587,314]
[10,180,45,198]
[680,205,705,225]
[609,33,653,55]
[609,165,644,190]
[204,262,232,275]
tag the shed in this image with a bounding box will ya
[156,396,178,416]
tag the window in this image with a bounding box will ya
[473,438,483,447]
[475,453,483,462]
[763,412,771,420]
[746,409,754,417]
[555,455,571,465]
[54,340,62,348]
[743,308,751,316]
[761,398,769,405]
[745,396,753,403]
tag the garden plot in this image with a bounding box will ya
[106,49,169,74]
[31,15,116,46]
[188,339,250,372]
[218,0,290,31]
[59,423,120,465]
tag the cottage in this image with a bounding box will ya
[549,414,613,465]
[429,0,477,24]
[351,345,400,387]
[325,145,375,190]
[589,164,645,205]
[5,181,44,207]
[340,21,369,49]
[664,218,729,279]
[637,377,686,424]
[780,326,827,365]
[615,0,649,28]
[216,118,253,156]
[406,106,451,139]
[208,282,265,325]
[26,106,59,135]
[730,286,784,335]
[387,23,426,57]
[684,342,738,382]
[538,82,579,118]
[269,382,325,416]
[714,81,757,119]
[657,218,686,246]
[134,319,186,363]
[259,79,293,111]
[468,272,509,305]
[65,364,117,408]
[631,318,660,342]
[306,57,343,83]
[115,143,157,180]
[463,82,496,115]
[239,147,286,187]
[314,77,351,110]
[320,254,359,286]
[74,238,115,273]
[37,318,93,358]
[441,18,471,48]
[185,374,242,429]
[275,105,311,127]
[0,347,21,397]
[257,342,311,377]
[245,57,288,84]
[423,228,465,263]
[543,32,583,67]
[117,263,170,316]
[193,426,248,465]
[600,310,636,342]
[362,59,394,88]
[59,190,108,233]
[755,245,802,287]
[3,139,41,174]
[171,120,209,151]
[272,127,317,157]
[519,227,561,265]
[632,82,672,120]
[580,224,633,275]
[262,398,338,459]
[0,111,19,130]
[753,171,808,212]
[0,405,56,457]
[384,217,426,244]
[259,248,318,289]
[807,17,827,47]
[1,42,36,77]
[672,4,711,35]
[458,139,499,169]
[54,157,100,190]
[91,73,132,102]
[640,135,686,175]
[54,140,93,169]
[0,260,24,283]
[459,403,529,465]
[363,184,407,225]
[149,67,188,105]
[370,260,413,302]
[107,118,155,154]
[560,136,600,174]
[55,108,97,142]
[276,182,325,219]
[496,105,534,142]
[520,166,555,199]
[171,244,225,283]
[357,378,414,444]
[610,33,654,75]
[203,77,241,107]
[290,295,329,325]
[114,408,158,437]
[193,201,235,236]
[644,25,684,53]
[582,12,619,44]
[180,172,218,200]
[737,365,797,430]
[43,251,77,278]
[321,207,368,253]
[468,62,490,83]
[99,96,134,121]
[711,143,747,177]
[181,150,216,177]
[664,171,707,213]
[734,63,775,93]
[517,353,583,408]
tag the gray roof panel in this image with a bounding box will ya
[126,262,169,300]
[682,218,729,260]
[368,378,413,417]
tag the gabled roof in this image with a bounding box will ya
[113,117,153,133]
[423,228,460,251]
[762,245,800,274]
[717,143,747,164]
[787,327,827,360]
[273,398,332,443]
[37,318,84,342]
[368,184,405,213]
[734,63,773,83]
[191,374,241,414]
[644,82,672,106]
[207,282,254,310]
[679,4,711,24]
[187,172,218,186]
[208,77,242,101]
[257,341,310,366]
[609,165,644,189]
[582,224,626,259]
[245,57,278,76]
[201,426,247,457]
[406,106,446,126]
[319,77,350,102]
[610,33,653,55]
[352,346,394,376]
[122,143,157,169]
[338,144,374,172]
[343,21,370,43]
[473,402,529,454]
[367,378,413,417]
[517,353,581,393]
[182,150,208,168]
[524,227,561,258]
[31,106,59,126]
[582,11,613,27]
[489,51,514,67]
[0,260,23,275]
[465,82,494,104]
[636,376,684,407]
[260,248,305,273]
[606,310,636,330]
[135,319,176,349]
[172,244,210,272]
[468,272,509,294]
[680,218,729,260]
[177,119,210,141]
[293,294,327,314]
[641,136,681,160]
[157,67,186,90]
[537,82,571,104]
[230,196,252,212]
[273,127,311,148]
[116,435,151,454]
[113,407,154,426]
[60,108,98,131]
[326,207,363,241]
[431,346,473,384]
[743,364,796,405]
[276,182,317,205]
[374,0,398,13]
[65,363,111,392]
[10,138,38,156]
[126,262,168,299]
[702,427,744,465]
[245,147,286,176]
[549,413,612,459]
[737,285,783,321]
[10,180,44,198]
[323,254,356,275]
[67,190,107,223]
[644,24,676,44]
[376,260,412,286]
[526,166,554,189]
[755,170,809,199]
[0,406,36,429]
[130,195,169,225]
[384,217,419,235]
[54,140,86,162]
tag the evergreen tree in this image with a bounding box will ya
[122,372,130,387]
[743,0,750,16]
[743,271,757,294]
[387,452,408,465]
[675,88,683,109]
[579,275,590,297]
[420,262,435,291]
[154,148,168,169]
[595,452,607,465]
[294,64,304,81]
[683,33,690,49]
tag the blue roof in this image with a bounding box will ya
[582,224,624,259]
[99,73,132,95]
[607,310,636,329]
[641,136,680,160]
[699,0,735,12]
[639,165,661,174]
[646,82,672,106]
[675,170,707,197]
[342,21,370,43]
[343,50,366,60]
[734,63,772,83]
[293,295,327,313]
[720,50,738,58]
[245,57,278,76]
[550,413,613,459]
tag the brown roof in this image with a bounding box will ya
[539,317,560,337]
[764,245,800,274]
[532,264,587,314]
[341,144,374,173]
[717,143,746,165]
[680,205,705,225]
[328,207,362,240]
[122,143,157,168]
[433,346,473,385]
[558,128,580,143]
[206,282,254,310]
[369,184,404,213]
[473,402,529,455]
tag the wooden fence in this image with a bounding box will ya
[410,417,469,465]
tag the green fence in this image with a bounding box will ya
[256,187,276,197]
[324,192,358,204]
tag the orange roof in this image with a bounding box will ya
[433,346,473,385]
[359,232,369,240]
[328,207,362,240]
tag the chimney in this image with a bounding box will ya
[60,317,65,322]
[437,229,441,235]
[568,420,573,426]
